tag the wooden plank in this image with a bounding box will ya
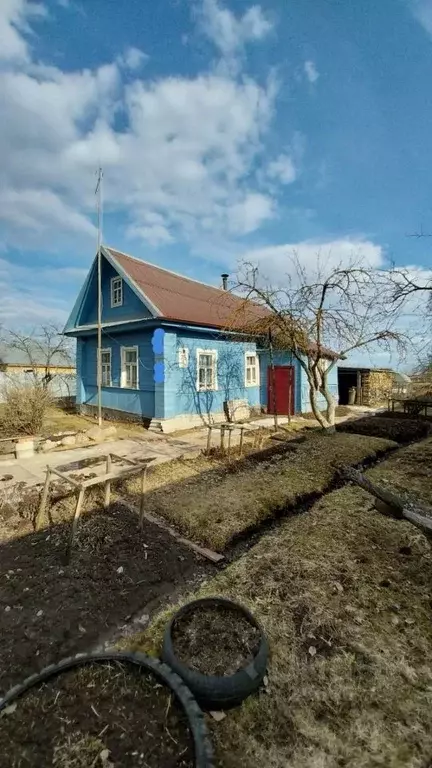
[50,466,81,488]
[119,498,224,563]
[104,454,111,509]
[35,468,51,531]
[68,487,85,557]
[81,465,145,488]
[109,453,142,466]
[139,466,147,526]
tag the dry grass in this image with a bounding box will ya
[366,436,432,506]
[129,437,432,768]
[126,432,396,551]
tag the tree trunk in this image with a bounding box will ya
[309,382,331,429]
[321,384,336,427]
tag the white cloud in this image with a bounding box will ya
[304,60,319,84]
[409,0,432,36]
[0,0,281,257]
[0,258,85,327]
[227,193,274,234]
[0,0,46,63]
[118,46,148,71]
[239,237,385,282]
[266,154,296,184]
[199,0,272,58]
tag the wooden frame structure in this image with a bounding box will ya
[36,453,154,556]
[205,423,253,459]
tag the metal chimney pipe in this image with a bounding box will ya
[221,273,229,290]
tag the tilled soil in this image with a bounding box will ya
[0,661,194,768]
[172,605,261,676]
[0,502,214,695]
[337,415,431,443]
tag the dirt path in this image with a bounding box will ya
[0,502,215,696]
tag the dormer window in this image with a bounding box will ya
[111,277,123,307]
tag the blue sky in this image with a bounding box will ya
[0,0,431,365]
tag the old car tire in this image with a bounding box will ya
[0,651,213,768]
[161,597,269,710]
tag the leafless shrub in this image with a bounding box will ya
[0,378,53,435]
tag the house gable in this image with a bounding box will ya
[64,251,157,332]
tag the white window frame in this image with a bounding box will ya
[111,276,123,308]
[196,349,218,392]
[245,351,259,387]
[101,348,112,387]
[178,347,189,369]
[121,346,139,389]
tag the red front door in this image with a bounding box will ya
[267,366,295,415]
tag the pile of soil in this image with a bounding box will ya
[172,605,261,676]
[0,502,213,695]
[337,416,431,443]
[0,661,194,767]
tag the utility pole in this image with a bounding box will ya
[95,167,103,428]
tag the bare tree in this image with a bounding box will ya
[228,255,406,430]
[0,324,74,387]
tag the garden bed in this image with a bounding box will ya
[337,414,432,443]
[131,436,432,768]
[172,603,261,676]
[0,659,194,767]
[0,499,214,695]
[124,432,396,551]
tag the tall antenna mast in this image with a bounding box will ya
[95,167,103,428]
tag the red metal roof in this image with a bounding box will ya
[106,246,340,358]
[107,247,270,331]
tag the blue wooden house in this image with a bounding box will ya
[64,246,339,432]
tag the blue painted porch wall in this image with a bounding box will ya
[79,329,155,418]
[163,329,262,419]
[79,258,152,326]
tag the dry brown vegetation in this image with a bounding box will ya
[130,437,432,768]
[127,432,396,551]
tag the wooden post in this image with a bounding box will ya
[227,427,232,461]
[104,454,111,509]
[220,425,226,453]
[206,426,212,455]
[36,467,51,531]
[268,331,278,431]
[239,427,245,457]
[139,466,147,527]
[68,487,85,557]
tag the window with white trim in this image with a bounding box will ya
[101,348,112,387]
[121,346,138,389]
[178,347,189,368]
[245,352,259,386]
[196,349,217,391]
[111,277,123,307]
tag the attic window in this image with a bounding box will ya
[111,277,123,307]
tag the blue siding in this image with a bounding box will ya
[79,259,151,326]
[80,329,155,418]
[163,330,261,420]
[298,359,339,412]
